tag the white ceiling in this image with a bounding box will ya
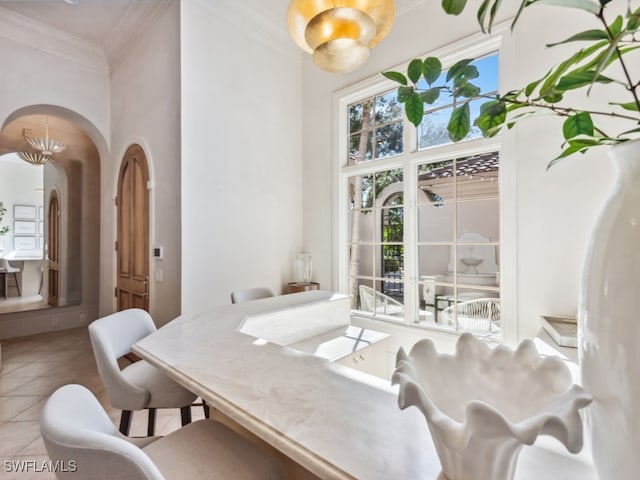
[0,0,136,48]
[0,0,177,67]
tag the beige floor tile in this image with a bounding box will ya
[0,364,27,377]
[0,378,31,396]
[0,351,51,365]
[7,378,67,398]
[1,364,57,379]
[16,436,48,457]
[0,397,43,422]
[12,398,48,422]
[0,421,41,456]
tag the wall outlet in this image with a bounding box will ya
[51,317,59,327]
[79,314,87,323]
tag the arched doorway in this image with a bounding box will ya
[116,144,150,311]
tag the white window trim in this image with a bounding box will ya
[332,24,520,346]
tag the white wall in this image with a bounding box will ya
[0,156,43,257]
[0,20,109,338]
[180,0,304,314]
[301,3,615,345]
[109,1,182,326]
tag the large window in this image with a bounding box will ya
[341,50,502,337]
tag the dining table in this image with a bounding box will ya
[133,290,597,480]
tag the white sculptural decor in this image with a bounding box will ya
[392,333,592,480]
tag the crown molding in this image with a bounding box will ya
[0,6,108,73]
[105,0,175,71]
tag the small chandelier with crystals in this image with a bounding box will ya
[18,117,67,165]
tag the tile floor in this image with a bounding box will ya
[0,327,204,479]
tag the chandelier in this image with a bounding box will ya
[287,0,395,73]
[18,118,67,165]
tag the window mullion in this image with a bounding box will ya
[403,156,417,324]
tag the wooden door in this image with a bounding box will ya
[116,144,150,311]
[47,191,60,306]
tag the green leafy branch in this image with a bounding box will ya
[383,0,640,165]
[0,202,10,237]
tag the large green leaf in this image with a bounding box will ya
[448,103,471,141]
[456,82,481,98]
[542,91,564,103]
[477,0,503,32]
[608,15,623,36]
[421,87,441,104]
[407,59,423,84]
[422,57,442,85]
[446,59,473,82]
[538,40,607,96]
[546,29,609,47]
[474,100,507,136]
[533,0,600,14]
[405,92,424,127]
[556,70,613,91]
[525,74,546,97]
[397,86,414,103]
[563,112,594,139]
[610,101,640,112]
[442,0,468,15]
[382,71,407,86]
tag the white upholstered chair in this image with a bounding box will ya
[88,309,201,436]
[440,297,501,334]
[358,284,404,316]
[41,384,285,480]
[230,286,275,304]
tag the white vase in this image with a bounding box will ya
[579,138,640,478]
[394,334,591,480]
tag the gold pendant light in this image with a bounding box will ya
[288,0,395,73]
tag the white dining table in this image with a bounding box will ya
[133,290,597,480]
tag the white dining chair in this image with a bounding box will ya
[0,258,21,298]
[41,384,285,480]
[230,286,275,304]
[89,308,203,436]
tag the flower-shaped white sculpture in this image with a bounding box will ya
[392,333,592,480]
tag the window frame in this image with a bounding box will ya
[333,27,518,344]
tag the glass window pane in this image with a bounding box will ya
[375,122,403,159]
[348,208,375,244]
[418,245,451,279]
[433,285,456,326]
[473,53,499,94]
[417,161,454,204]
[349,244,375,278]
[418,203,454,242]
[418,106,453,149]
[457,199,499,242]
[349,174,374,209]
[349,98,373,134]
[456,152,499,200]
[349,132,374,164]
[450,288,501,334]
[456,244,500,283]
[375,91,403,124]
[382,206,403,242]
[374,169,403,200]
